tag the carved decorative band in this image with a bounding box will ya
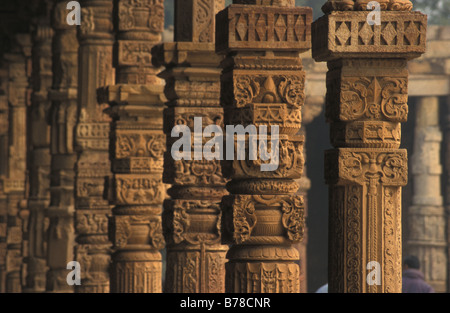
[225,261,300,293]
[216,5,312,53]
[330,121,401,148]
[163,199,222,246]
[221,194,304,245]
[312,11,427,61]
[324,148,408,186]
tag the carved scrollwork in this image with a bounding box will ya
[222,195,257,244]
[338,150,407,186]
[110,216,131,249]
[278,75,306,107]
[281,196,305,242]
[234,75,261,107]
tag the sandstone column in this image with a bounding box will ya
[312,0,427,292]
[101,0,167,293]
[405,96,447,292]
[2,34,32,293]
[23,4,54,292]
[156,0,228,293]
[216,0,312,293]
[46,0,78,292]
[73,0,114,293]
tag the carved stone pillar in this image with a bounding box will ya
[156,0,228,293]
[0,68,8,293]
[23,3,54,292]
[101,0,166,293]
[73,0,114,293]
[312,0,427,292]
[405,96,446,292]
[46,0,79,292]
[215,0,312,293]
[2,34,32,293]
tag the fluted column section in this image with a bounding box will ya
[157,0,228,293]
[405,96,447,292]
[312,0,426,292]
[46,0,79,292]
[73,0,114,293]
[101,0,166,293]
[23,3,54,292]
[216,0,312,293]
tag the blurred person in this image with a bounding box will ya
[402,255,434,293]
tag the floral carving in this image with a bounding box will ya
[281,196,305,242]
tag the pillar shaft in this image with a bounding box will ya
[312,0,426,292]
[46,0,79,292]
[24,4,54,292]
[101,0,167,293]
[158,0,228,293]
[216,0,311,293]
[73,0,114,293]
[406,96,446,292]
[2,35,32,293]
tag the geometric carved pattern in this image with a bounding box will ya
[312,11,427,61]
[216,5,312,53]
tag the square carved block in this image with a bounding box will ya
[312,11,427,61]
[216,5,312,53]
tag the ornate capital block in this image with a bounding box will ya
[312,11,426,61]
[312,2,426,293]
[113,130,165,173]
[221,135,304,180]
[216,5,311,53]
[114,174,166,206]
[325,148,408,186]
